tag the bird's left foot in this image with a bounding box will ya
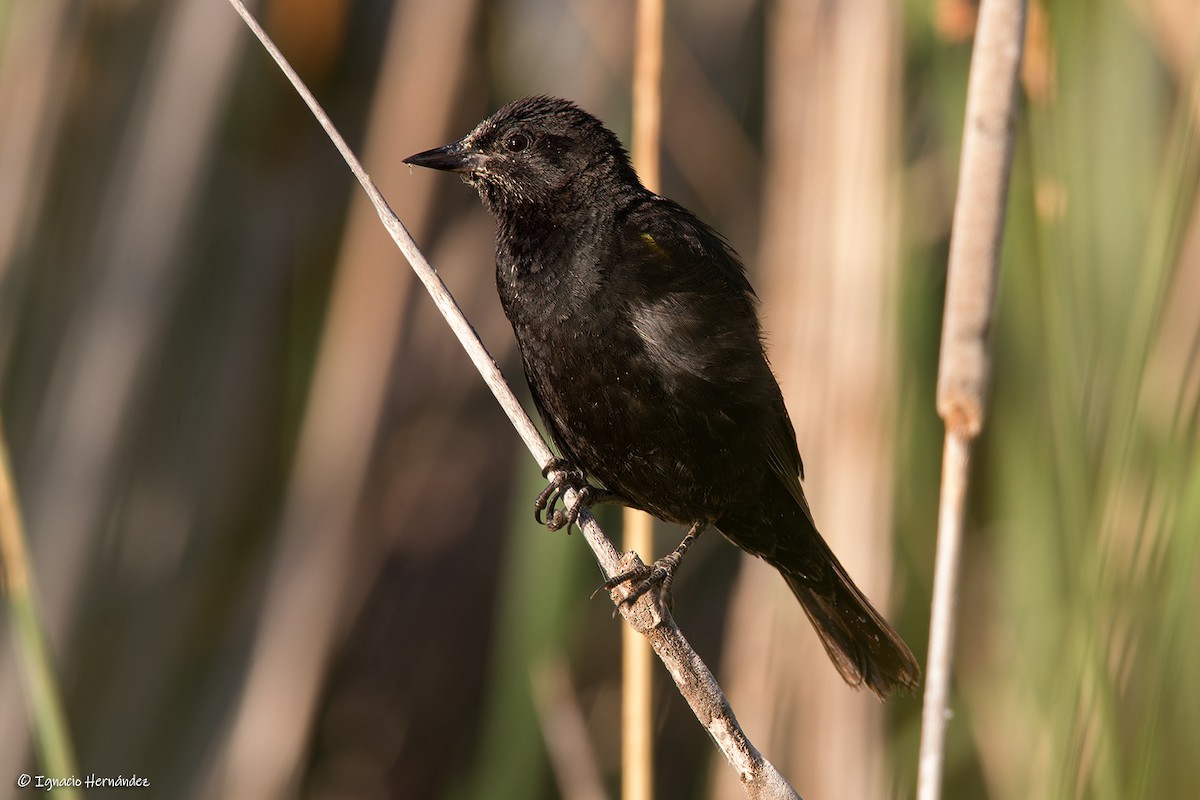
[600,521,709,607]
[534,459,615,532]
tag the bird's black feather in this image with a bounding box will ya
[405,96,919,699]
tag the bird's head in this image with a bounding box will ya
[404,96,641,216]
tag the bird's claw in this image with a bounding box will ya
[596,551,683,611]
[534,459,589,532]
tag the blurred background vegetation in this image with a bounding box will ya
[1,0,1198,798]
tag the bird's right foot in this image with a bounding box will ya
[535,459,611,532]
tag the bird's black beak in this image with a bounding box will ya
[403,140,478,173]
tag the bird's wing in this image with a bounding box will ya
[614,196,762,384]
[618,195,811,506]
[621,194,757,300]
[765,412,815,525]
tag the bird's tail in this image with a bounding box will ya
[778,550,920,701]
[720,506,920,701]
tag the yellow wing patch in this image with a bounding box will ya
[639,232,667,256]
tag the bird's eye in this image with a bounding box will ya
[505,133,530,153]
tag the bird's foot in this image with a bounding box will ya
[535,459,611,532]
[598,557,675,611]
[598,521,709,609]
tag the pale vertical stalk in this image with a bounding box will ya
[621,509,655,800]
[0,417,80,799]
[632,0,663,184]
[917,2,1026,799]
[626,2,663,799]
[917,433,971,797]
[717,1,899,797]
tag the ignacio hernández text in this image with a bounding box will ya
[16,773,150,791]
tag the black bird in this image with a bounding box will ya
[405,96,919,699]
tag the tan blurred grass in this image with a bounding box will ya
[1,1,1198,799]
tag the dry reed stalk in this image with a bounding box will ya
[918,2,1027,799]
[624,1,664,798]
[716,1,899,796]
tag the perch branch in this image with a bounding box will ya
[224,1,800,796]
[918,1,1027,799]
